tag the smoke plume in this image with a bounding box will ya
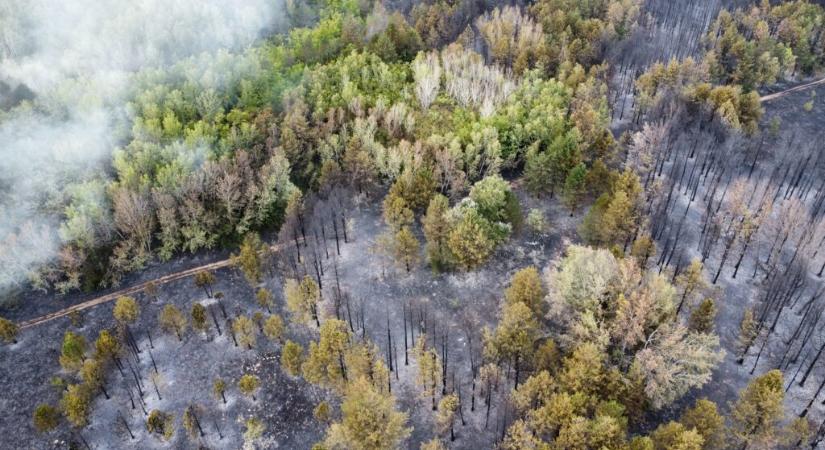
[0,0,285,297]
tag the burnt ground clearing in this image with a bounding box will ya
[0,185,575,449]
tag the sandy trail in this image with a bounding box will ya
[760,77,825,102]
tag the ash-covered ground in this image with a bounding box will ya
[642,81,825,430]
[0,185,576,449]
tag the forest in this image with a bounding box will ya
[1,0,825,448]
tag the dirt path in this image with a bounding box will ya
[17,241,293,330]
[760,77,825,102]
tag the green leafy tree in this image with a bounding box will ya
[436,394,459,441]
[233,232,265,286]
[146,409,175,441]
[553,412,627,449]
[650,421,704,450]
[323,376,412,450]
[510,370,554,414]
[182,405,203,440]
[548,132,582,197]
[383,191,414,230]
[680,398,725,450]
[264,314,285,343]
[470,175,521,226]
[688,299,717,334]
[388,168,438,212]
[0,316,19,344]
[244,417,266,446]
[113,296,139,325]
[526,208,547,234]
[630,233,656,267]
[675,259,707,316]
[475,6,547,74]
[191,303,208,335]
[563,163,588,213]
[502,419,546,450]
[32,404,60,433]
[94,329,120,362]
[60,331,87,372]
[558,342,607,400]
[504,266,546,316]
[687,84,763,133]
[80,358,109,398]
[213,378,227,404]
[804,99,814,112]
[158,304,187,341]
[447,208,495,270]
[414,336,443,411]
[579,193,612,245]
[194,270,216,297]
[528,0,641,71]
[393,226,420,272]
[729,370,785,449]
[282,340,305,377]
[601,190,637,247]
[50,376,67,393]
[372,231,396,276]
[238,374,261,401]
[285,275,321,327]
[524,144,554,195]
[420,438,447,450]
[61,384,91,427]
[628,436,655,450]
[303,319,351,391]
[422,194,452,271]
[256,288,274,313]
[534,339,561,373]
[737,308,758,362]
[787,417,813,448]
[703,4,823,88]
[579,171,641,247]
[314,401,331,423]
[233,315,258,350]
[483,301,538,387]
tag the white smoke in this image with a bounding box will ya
[1,0,285,92]
[0,0,287,296]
